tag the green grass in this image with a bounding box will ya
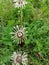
[0,0,49,65]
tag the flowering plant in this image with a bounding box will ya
[0,0,49,65]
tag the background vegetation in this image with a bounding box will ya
[0,0,49,65]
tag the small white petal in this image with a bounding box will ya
[12,63,14,65]
[11,36,15,39]
[13,26,16,30]
[22,57,27,61]
[13,52,17,55]
[16,25,19,30]
[13,0,17,2]
[23,63,27,65]
[16,63,20,65]
[10,32,15,34]
[13,40,15,42]
[23,27,26,30]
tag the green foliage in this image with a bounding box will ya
[0,0,49,65]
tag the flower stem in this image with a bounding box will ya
[20,8,23,25]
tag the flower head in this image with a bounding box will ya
[10,25,27,44]
[13,0,27,8]
[11,51,28,65]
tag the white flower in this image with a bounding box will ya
[10,25,27,44]
[11,51,28,65]
[13,0,27,8]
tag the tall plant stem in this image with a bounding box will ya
[18,8,23,25]
[20,8,23,25]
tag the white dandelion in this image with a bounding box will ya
[13,0,27,8]
[11,51,28,65]
[10,25,27,44]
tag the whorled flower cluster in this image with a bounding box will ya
[11,51,28,65]
[13,0,27,8]
[10,25,27,44]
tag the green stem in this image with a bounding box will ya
[18,8,23,25]
[18,10,20,24]
[20,8,23,25]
